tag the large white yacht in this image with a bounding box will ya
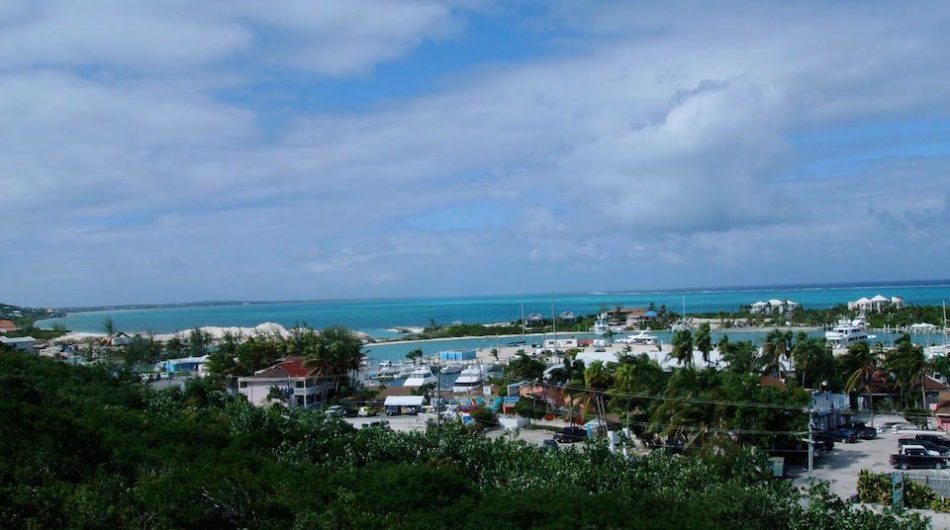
[825,317,870,348]
[616,330,659,345]
[403,366,438,388]
[593,319,609,335]
[452,366,485,393]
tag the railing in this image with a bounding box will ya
[903,472,950,498]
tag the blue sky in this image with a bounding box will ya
[2,0,950,307]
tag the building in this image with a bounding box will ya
[525,313,545,326]
[749,300,799,315]
[439,349,477,362]
[543,337,579,350]
[384,395,425,415]
[110,332,135,346]
[157,355,209,375]
[0,336,35,353]
[237,356,332,409]
[0,320,17,334]
[811,392,850,431]
[558,311,577,323]
[848,294,905,312]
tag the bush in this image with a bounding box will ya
[858,469,939,509]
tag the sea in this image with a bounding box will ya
[36,280,950,362]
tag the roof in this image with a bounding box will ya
[923,375,950,392]
[0,320,16,331]
[249,356,317,379]
[870,294,890,302]
[0,336,35,344]
[384,395,425,406]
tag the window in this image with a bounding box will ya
[239,381,247,388]
[296,396,304,406]
[295,380,304,388]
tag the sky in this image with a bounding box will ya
[2,0,950,307]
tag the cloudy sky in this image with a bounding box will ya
[3,0,950,307]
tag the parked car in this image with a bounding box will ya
[553,426,587,443]
[901,444,941,457]
[812,432,836,451]
[542,439,559,450]
[361,420,389,429]
[891,448,949,470]
[829,427,857,442]
[915,434,950,450]
[325,405,345,417]
[899,438,950,456]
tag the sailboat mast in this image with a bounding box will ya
[551,291,558,349]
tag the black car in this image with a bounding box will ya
[812,432,836,451]
[915,434,950,449]
[542,439,559,450]
[553,426,587,443]
[842,422,876,440]
[891,448,949,470]
[899,438,950,456]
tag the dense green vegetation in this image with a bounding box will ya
[0,353,929,529]
[0,302,68,340]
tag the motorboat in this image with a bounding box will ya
[438,363,464,374]
[452,366,485,393]
[616,330,659,345]
[403,366,438,388]
[825,318,869,348]
[593,319,609,335]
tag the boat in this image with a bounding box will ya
[616,330,659,345]
[452,366,485,393]
[403,366,438,388]
[825,318,869,348]
[439,364,464,374]
[593,319,609,335]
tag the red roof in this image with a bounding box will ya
[0,320,16,332]
[277,357,316,378]
[923,375,950,392]
[251,356,318,379]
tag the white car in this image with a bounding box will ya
[901,444,942,457]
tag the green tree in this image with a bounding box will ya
[695,323,712,366]
[671,329,694,367]
[885,333,929,410]
[504,352,546,381]
[763,329,792,378]
[304,326,365,394]
[102,317,116,335]
[405,348,424,365]
[843,342,879,426]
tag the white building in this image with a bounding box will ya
[543,338,579,350]
[848,294,904,312]
[749,300,799,315]
[0,336,36,352]
[237,356,332,409]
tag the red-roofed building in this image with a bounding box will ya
[238,356,333,409]
[0,320,17,334]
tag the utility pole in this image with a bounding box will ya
[807,408,814,477]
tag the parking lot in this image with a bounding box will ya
[343,414,563,447]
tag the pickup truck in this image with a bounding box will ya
[553,426,587,443]
[891,447,949,470]
[916,434,950,450]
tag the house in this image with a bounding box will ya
[0,336,35,353]
[0,320,17,334]
[911,323,939,333]
[384,395,425,415]
[558,311,577,323]
[110,332,135,346]
[811,392,850,431]
[525,313,545,326]
[848,294,904,312]
[749,300,799,315]
[933,392,950,432]
[237,356,332,409]
[157,355,209,375]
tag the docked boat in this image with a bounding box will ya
[439,364,464,374]
[452,366,485,393]
[825,318,870,348]
[403,366,438,388]
[593,319,609,335]
[616,330,659,345]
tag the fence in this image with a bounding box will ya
[903,472,950,498]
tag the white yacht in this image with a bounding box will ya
[403,366,438,388]
[825,318,870,348]
[452,366,485,393]
[593,319,609,335]
[616,330,659,345]
[438,363,464,374]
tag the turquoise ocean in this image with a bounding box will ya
[37,281,950,362]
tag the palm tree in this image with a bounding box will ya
[304,326,365,394]
[405,348,423,365]
[763,329,792,378]
[695,323,712,366]
[886,334,929,411]
[671,329,694,368]
[844,341,879,427]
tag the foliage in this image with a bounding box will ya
[0,353,932,529]
[504,352,546,381]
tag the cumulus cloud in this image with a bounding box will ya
[1,0,950,305]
